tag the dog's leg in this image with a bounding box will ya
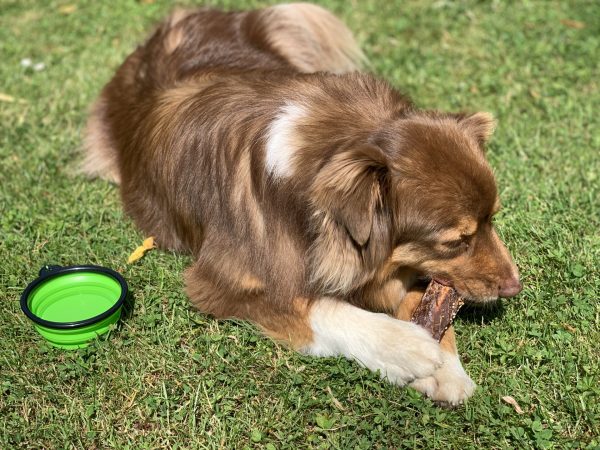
[184,260,315,350]
[186,260,442,384]
[396,289,476,405]
[302,297,442,385]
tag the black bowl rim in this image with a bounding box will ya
[20,265,128,330]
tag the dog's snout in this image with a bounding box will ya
[498,276,522,298]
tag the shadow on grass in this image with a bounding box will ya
[120,290,136,323]
[457,300,506,325]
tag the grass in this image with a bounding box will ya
[1,0,599,448]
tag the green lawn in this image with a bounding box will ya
[1,0,599,448]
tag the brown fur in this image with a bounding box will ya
[82,98,120,183]
[83,4,521,380]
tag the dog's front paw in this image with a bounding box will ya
[409,351,476,405]
[304,301,442,386]
[361,318,443,385]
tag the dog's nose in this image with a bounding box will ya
[498,277,522,298]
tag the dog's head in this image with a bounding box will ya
[309,111,521,303]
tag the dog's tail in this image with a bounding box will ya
[149,3,367,77]
[252,3,367,73]
[130,3,367,86]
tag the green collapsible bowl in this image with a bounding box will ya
[20,265,127,349]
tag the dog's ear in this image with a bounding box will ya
[454,112,496,147]
[311,144,388,246]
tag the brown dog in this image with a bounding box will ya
[83,4,521,404]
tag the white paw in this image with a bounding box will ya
[362,318,443,385]
[305,299,442,385]
[410,351,476,405]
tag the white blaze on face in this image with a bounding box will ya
[265,103,305,178]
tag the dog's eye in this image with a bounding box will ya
[443,236,470,251]
[444,238,465,248]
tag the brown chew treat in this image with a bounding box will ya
[411,280,464,342]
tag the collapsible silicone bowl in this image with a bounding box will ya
[20,265,127,349]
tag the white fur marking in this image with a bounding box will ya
[302,298,442,385]
[265,103,305,178]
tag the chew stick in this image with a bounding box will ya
[411,280,464,342]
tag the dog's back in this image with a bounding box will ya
[82,4,364,184]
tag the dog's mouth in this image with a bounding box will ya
[419,274,499,304]
[432,276,452,287]
[417,274,453,288]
